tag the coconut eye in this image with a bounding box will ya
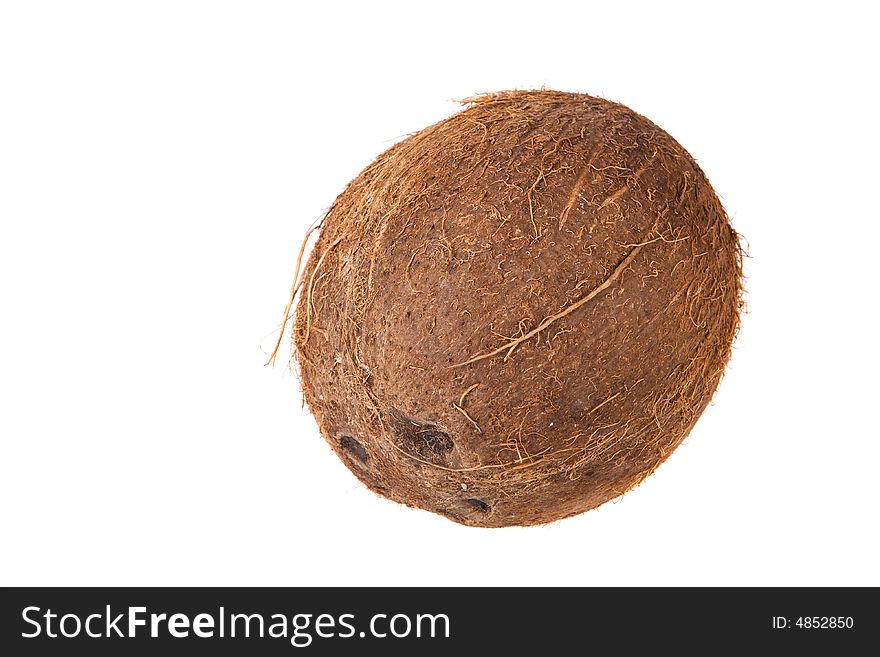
[338,436,368,464]
[464,498,491,514]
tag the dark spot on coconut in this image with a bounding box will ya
[390,413,454,466]
[338,436,368,464]
[465,498,491,513]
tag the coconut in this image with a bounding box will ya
[279,90,743,527]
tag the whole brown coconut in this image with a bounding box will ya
[285,90,742,527]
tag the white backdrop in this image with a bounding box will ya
[1,1,877,586]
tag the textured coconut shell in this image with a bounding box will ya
[287,90,743,527]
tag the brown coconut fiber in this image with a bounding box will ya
[273,90,743,527]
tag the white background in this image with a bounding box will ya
[1,1,877,586]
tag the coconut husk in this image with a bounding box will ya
[279,90,743,527]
